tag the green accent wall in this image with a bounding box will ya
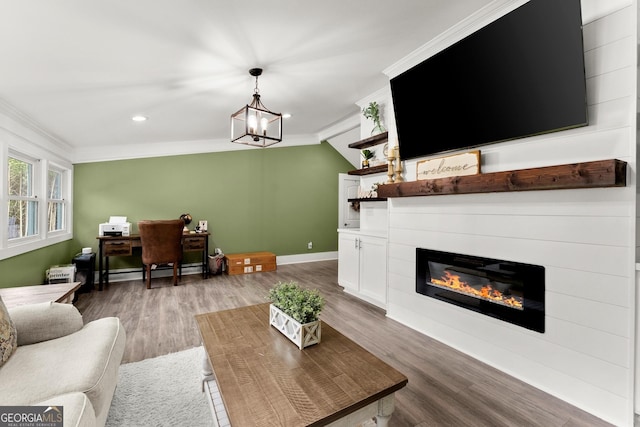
[0,141,353,286]
[0,240,76,287]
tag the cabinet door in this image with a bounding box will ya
[358,236,387,306]
[338,233,359,291]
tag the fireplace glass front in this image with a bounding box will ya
[416,248,545,333]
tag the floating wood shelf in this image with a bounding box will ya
[348,132,388,150]
[346,197,387,212]
[347,164,388,176]
[377,159,627,198]
[347,198,388,202]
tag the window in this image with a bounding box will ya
[8,156,38,239]
[0,108,73,261]
[47,167,65,232]
[2,146,72,260]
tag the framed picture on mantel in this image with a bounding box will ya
[416,150,480,181]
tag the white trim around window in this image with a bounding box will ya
[0,136,73,261]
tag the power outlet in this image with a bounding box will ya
[307,241,313,250]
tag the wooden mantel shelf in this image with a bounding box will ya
[377,159,627,198]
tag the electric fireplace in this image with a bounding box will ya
[416,248,545,333]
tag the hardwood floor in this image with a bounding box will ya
[74,260,612,426]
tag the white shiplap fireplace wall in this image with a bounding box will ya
[382,1,637,425]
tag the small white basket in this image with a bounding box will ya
[269,304,321,350]
[47,265,76,284]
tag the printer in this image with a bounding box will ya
[99,216,131,237]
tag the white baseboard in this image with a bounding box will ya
[96,252,338,283]
[276,251,337,265]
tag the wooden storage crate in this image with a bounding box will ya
[225,251,276,275]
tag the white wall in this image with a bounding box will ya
[382,3,637,426]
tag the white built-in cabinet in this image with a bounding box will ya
[337,127,390,309]
[337,230,387,309]
[337,93,392,310]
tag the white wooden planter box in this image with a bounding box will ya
[269,304,321,349]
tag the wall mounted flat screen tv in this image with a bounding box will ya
[390,0,588,161]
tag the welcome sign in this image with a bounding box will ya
[416,151,480,180]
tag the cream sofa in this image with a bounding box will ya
[0,301,125,427]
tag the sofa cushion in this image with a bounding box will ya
[0,295,17,367]
[35,392,96,427]
[0,316,125,427]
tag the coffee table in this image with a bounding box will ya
[0,282,82,309]
[195,303,408,427]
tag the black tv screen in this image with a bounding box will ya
[391,0,588,161]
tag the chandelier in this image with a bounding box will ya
[230,68,283,147]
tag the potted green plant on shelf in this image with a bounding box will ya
[362,101,386,136]
[268,281,325,349]
[361,149,375,168]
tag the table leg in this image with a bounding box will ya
[98,241,104,291]
[105,256,110,287]
[203,237,209,278]
[375,395,395,427]
[201,346,214,392]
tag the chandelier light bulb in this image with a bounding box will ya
[260,117,268,135]
[247,114,258,133]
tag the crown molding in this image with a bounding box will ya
[383,0,630,80]
[71,134,321,164]
[383,0,527,79]
[356,86,391,108]
[0,98,73,157]
[317,114,360,142]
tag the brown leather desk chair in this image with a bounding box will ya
[138,219,184,289]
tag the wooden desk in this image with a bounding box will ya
[0,282,82,309]
[195,303,408,426]
[97,232,209,290]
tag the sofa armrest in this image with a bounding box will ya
[8,302,83,346]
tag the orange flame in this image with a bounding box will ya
[431,271,523,309]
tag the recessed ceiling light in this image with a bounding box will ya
[131,115,147,122]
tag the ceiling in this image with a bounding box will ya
[0,0,494,157]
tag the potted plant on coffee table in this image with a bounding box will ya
[268,281,325,349]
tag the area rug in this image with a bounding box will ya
[105,346,214,427]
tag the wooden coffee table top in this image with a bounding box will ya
[195,303,408,427]
[0,282,82,309]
